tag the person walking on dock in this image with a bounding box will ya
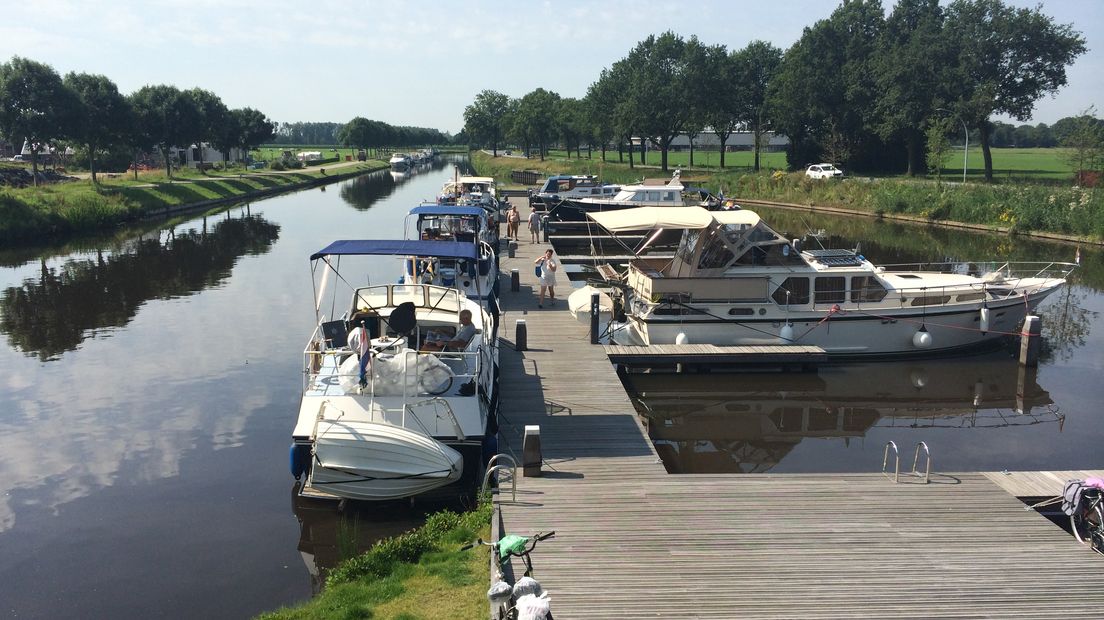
[527,206,540,243]
[535,248,558,308]
[507,204,521,240]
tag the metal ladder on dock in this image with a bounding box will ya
[882,441,932,483]
[482,454,518,502]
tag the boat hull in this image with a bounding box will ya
[627,289,1056,359]
[308,420,463,501]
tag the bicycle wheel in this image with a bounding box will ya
[1089,501,1104,556]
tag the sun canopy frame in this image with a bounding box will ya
[310,240,480,261]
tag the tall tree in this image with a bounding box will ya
[338,116,374,150]
[514,88,560,161]
[945,0,1086,182]
[130,84,202,178]
[463,90,511,156]
[62,72,131,183]
[186,88,229,169]
[770,1,886,171]
[556,97,585,158]
[873,0,949,176]
[0,57,77,185]
[701,47,741,169]
[625,32,699,172]
[732,41,783,171]
[584,71,617,163]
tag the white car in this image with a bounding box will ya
[805,163,843,179]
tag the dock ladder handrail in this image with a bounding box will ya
[482,454,518,502]
[911,441,932,484]
[882,441,900,482]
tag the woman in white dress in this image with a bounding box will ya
[534,248,557,308]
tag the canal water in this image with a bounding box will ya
[0,161,1101,617]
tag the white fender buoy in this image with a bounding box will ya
[973,381,984,407]
[779,322,794,343]
[913,326,932,349]
[675,332,689,345]
[979,307,990,335]
[910,369,928,389]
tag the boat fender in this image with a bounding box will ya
[912,326,932,349]
[910,370,928,389]
[289,443,311,480]
[779,322,794,343]
[675,332,689,345]
[979,307,990,335]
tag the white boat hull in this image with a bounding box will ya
[629,289,1054,358]
[309,420,463,501]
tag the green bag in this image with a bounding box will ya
[497,534,529,560]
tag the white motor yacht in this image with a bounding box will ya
[290,240,499,501]
[389,153,412,170]
[402,206,499,300]
[594,206,1074,358]
[548,170,717,222]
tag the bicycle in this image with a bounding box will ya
[1069,487,1104,555]
[462,531,556,620]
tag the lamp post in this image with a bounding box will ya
[937,108,968,183]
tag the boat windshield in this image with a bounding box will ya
[352,284,461,313]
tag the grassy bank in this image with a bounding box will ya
[473,151,1102,241]
[259,499,493,620]
[0,161,386,244]
[537,146,1075,182]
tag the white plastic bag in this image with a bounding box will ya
[514,593,551,620]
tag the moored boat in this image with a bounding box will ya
[595,206,1074,358]
[291,240,499,501]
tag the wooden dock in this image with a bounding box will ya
[492,228,1104,618]
[606,343,828,367]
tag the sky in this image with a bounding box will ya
[2,0,1101,133]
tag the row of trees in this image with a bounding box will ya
[463,0,1087,181]
[0,56,275,184]
[274,120,448,149]
[986,117,1104,149]
[336,118,448,154]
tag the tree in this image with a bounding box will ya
[701,47,741,169]
[624,32,698,172]
[770,1,886,171]
[584,73,617,162]
[186,88,229,169]
[925,117,954,183]
[130,84,202,178]
[945,0,1086,182]
[0,57,78,185]
[556,97,585,158]
[463,90,511,156]
[62,72,131,183]
[514,88,560,161]
[732,41,783,171]
[338,116,374,149]
[1061,107,1103,186]
[873,0,950,176]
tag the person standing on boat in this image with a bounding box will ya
[527,206,540,243]
[534,248,558,308]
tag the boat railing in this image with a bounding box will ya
[301,332,483,401]
[879,261,1076,281]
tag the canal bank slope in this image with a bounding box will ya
[472,151,1104,245]
[0,160,388,245]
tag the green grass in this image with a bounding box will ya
[0,161,387,243]
[473,151,1103,240]
[258,499,493,620]
[534,146,1077,182]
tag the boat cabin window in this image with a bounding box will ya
[697,228,736,269]
[814,277,846,304]
[771,277,810,305]
[662,191,677,201]
[850,276,887,303]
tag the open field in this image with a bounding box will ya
[534,146,1078,182]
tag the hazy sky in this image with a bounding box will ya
[3,0,1100,133]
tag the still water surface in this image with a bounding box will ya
[0,160,1100,617]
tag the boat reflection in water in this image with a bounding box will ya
[291,483,440,595]
[623,354,1060,474]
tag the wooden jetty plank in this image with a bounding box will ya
[491,222,1104,619]
[984,469,1104,497]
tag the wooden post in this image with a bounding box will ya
[590,293,600,344]
[510,268,520,292]
[515,319,527,351]
[1019,315,1041,367]
[522,425,542,477]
